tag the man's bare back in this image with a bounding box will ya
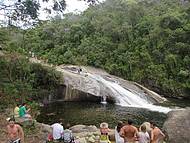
[120,124,138,142]
[151,123,165,143]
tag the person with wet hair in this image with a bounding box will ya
[6,117,24,143]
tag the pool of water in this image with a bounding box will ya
[37,101,168,128]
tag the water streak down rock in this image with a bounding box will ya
[55,65,166,104]
[29,58,169,112]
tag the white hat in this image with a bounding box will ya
[6,117,11,121]
[100,122,108,128]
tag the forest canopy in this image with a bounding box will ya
[0,0,190,99]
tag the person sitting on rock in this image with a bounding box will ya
[63,123,74,143]
[19,103,32,119]
[14,104,20,118]
[51,122,64,141]
[100,122,111,143]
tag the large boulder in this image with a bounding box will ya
[70,125,98,133]
[35,122,52,141]
[55,65,166,103]
[70,125,115,142]
[15,117,34,127]
[163,108,190,143]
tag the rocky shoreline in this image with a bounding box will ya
[1,108,190,143]
[0,112,115,143]
[36,123,115,143]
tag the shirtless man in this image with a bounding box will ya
[120,119,138,143]
[150,122,165,143]
[7,118,24,143]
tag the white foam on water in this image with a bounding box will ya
[88,73,171,113]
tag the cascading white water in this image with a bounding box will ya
[101,95,107,104]
[87,73,171,113]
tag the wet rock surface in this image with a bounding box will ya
[55,65,166,104]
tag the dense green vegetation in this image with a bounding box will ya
[0,53,63,110]
[1,0,190,99]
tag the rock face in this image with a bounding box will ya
[55,65,166,104]
[56,65,116,102]
[163,108,190,143]
[28,58,166,104]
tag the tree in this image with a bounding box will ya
[0,0,99,27]
[1,0,190,99]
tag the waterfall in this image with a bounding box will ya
[87,73,171,113]
[101,95,107,104]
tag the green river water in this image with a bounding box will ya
[36,97,190,128]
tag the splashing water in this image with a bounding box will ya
[87,73,171,113]
[101,95,107,104]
